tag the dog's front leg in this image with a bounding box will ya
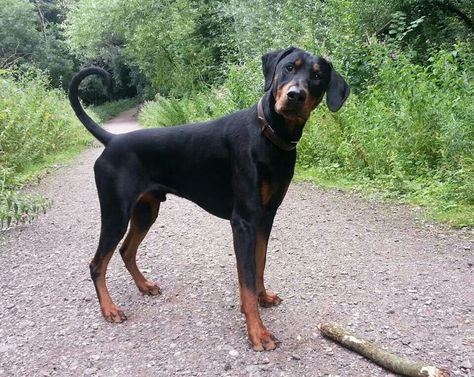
[231,214,278,351]
[256,211,282,308]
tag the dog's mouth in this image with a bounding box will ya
[277,101,304,113]
[275,101,310,124]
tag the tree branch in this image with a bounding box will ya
[318,323,451,377]
[33,0,48,42]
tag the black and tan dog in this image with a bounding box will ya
[69,47,349,351]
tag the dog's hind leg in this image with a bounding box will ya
[90,206,129,323]
[90,163,134,323]
[119,192,162,296]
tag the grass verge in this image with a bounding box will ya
[294,167,473,229]
[91,97,141,122]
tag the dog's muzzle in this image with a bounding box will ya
[286,86,307,104]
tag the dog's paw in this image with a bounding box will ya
[249,327,280,351]
[258,291,282,308]
[102,304,127,323]
[138,280,162,296]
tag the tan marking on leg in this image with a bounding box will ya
[256,229,282,308]
[120,193,161,296]
[95,251,127,323]
[120,227,161,296]
[256,230,266,295]
[240,287,277,351]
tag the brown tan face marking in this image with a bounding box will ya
[302,94,323,118]
[274,82,292,115]
[294,59,302,67]
[275,81,319,126]
[313,63,320,72]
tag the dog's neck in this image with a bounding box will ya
[261,91,306,144]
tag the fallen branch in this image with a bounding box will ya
[318,322,450,377]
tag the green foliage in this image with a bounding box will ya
[224,60,262,109]
[220,0,327,58]
[0,0,40,64]
[297,43,473,226]
[63,0,121,60]
[0,68,90,228]
[139,89,229,128]
[386,11,426,45]
[64,0,221,96]
[0,0,76,88]
[91,98,141,122]
[0,181,52,229]
[139,96,191,128]
[0,68,88,184]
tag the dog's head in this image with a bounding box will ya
[262,47,350,125]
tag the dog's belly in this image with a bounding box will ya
[179,177,234,219]
[183,192,233,220]
[149,165,234,220]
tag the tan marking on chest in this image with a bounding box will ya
[260,181,273,206]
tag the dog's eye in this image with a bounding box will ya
[285,64,294,72]
[313,72,321,80]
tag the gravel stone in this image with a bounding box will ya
[460,359,472,370]
[0,109,472,376]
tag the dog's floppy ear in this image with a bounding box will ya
[262,46,296,92]
[326,65,350,112]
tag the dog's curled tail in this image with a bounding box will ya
[68,66,113,146]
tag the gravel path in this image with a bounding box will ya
[0,109,473,377]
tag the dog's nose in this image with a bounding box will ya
[286,86,306,103]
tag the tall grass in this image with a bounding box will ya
[0,68,90,184]
[0,68,90,228]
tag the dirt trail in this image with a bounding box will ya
[0,109,472,377]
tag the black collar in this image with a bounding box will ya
[257,98,299,151]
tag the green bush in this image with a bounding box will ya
[139,87,237,128]
[0,185,51,229]
[0,68,89,185]
[139,95,191,128]
[0,68,90,228]
[298,43,473,225]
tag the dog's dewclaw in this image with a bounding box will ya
[317,322,451,377]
